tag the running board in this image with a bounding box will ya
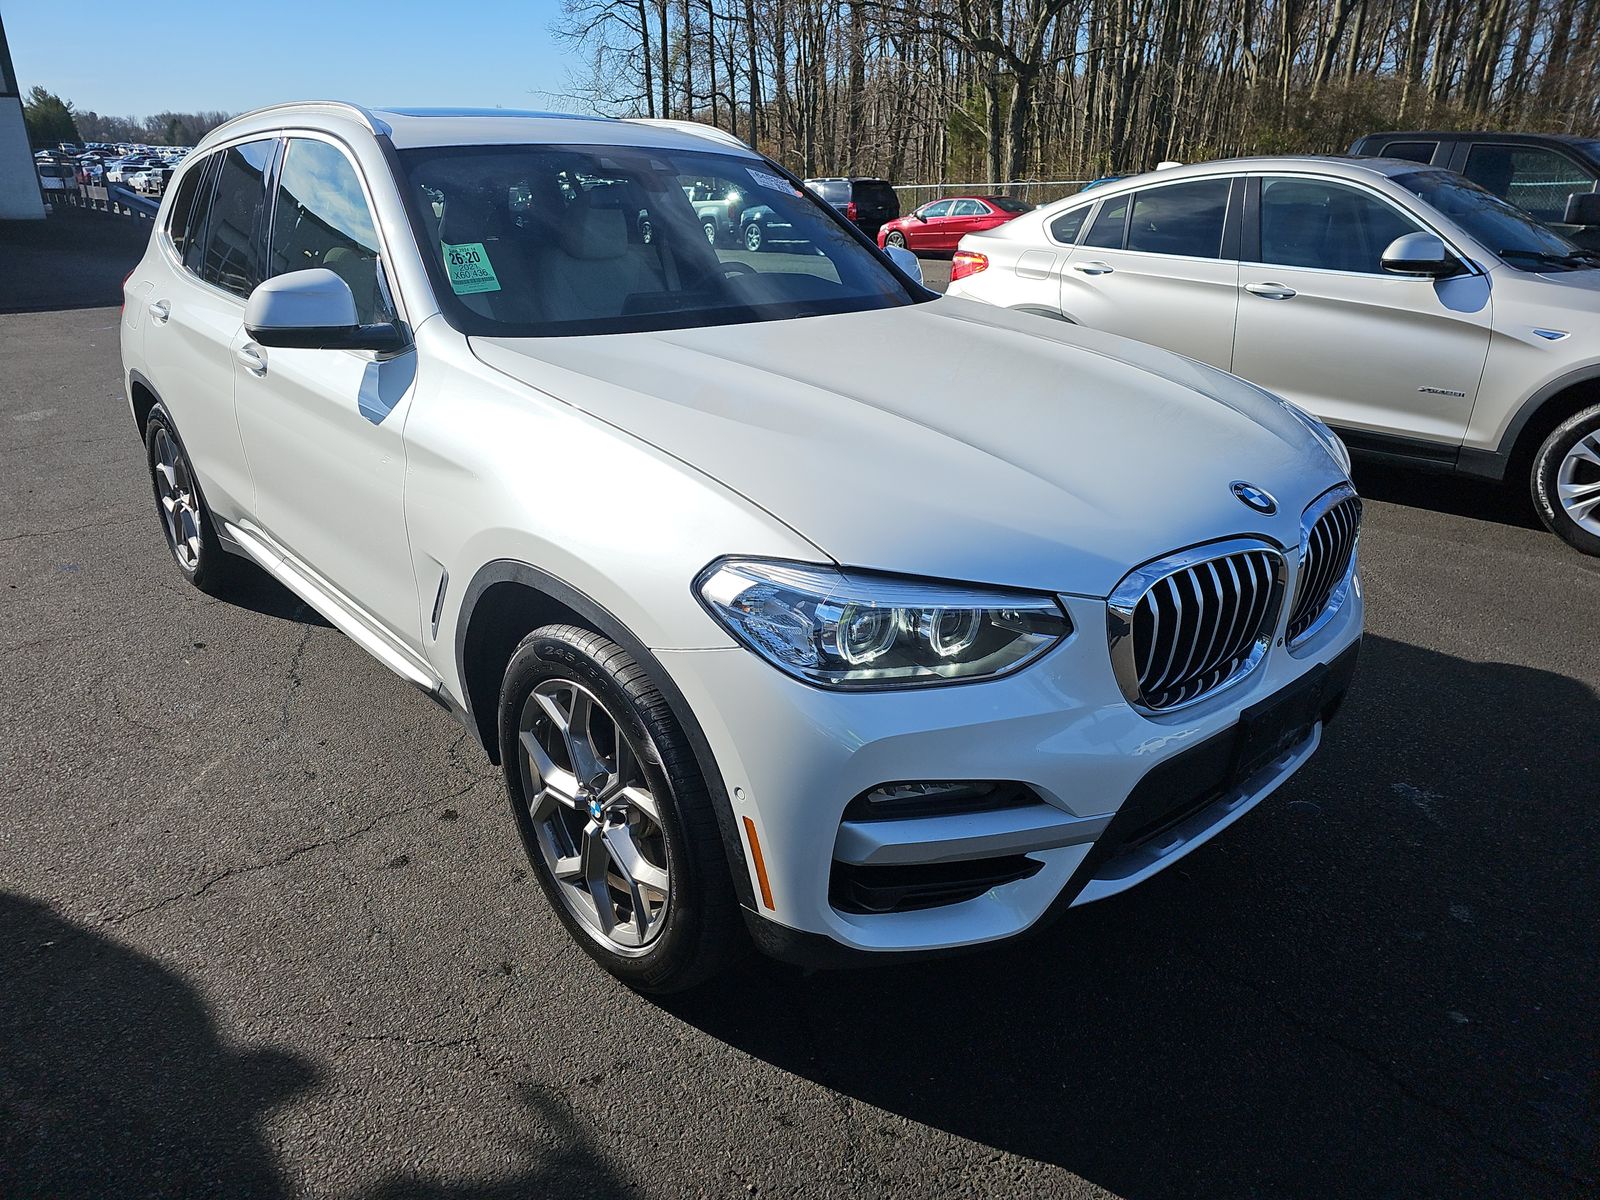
[221,521,441,695]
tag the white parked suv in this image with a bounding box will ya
[947,156,1600,555]
[120,103,1363,991]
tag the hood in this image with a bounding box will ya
[1492,262,1600,315]
[470,297,1347,597]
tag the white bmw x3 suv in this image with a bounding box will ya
[120,103,1363,991]
[945,156,1600,556]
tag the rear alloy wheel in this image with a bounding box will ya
[144,406,236,594]
[702,218,718,246]
[499,625,740,991]
[886,229,908,249]
[1532,403,1600,556]
[744,222,764,252]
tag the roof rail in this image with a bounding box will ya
[209,101,392,140]
[623,118,752,153]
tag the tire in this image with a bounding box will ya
[743,222,764,252]
[1531,402,1600,557]
[144,405,237,594]
[885,229,907,249]
[702,218,718,246]
[498,625,742,993]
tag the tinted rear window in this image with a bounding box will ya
[1127,178,1231,258]
[989,197,1032,213]
[853,181,897,210]
[1380,141,1438,164]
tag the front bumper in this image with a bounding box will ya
[657,570,1363,960]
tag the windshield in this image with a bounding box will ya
[400,145,919,337]
[1392,169,1592,270]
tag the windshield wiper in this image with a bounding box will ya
[1498,247,1600,270]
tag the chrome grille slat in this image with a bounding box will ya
[1108,541,1286,713]
[1288,489,1363,645]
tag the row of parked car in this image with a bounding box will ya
[34,141,191,196]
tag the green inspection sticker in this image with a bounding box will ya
[442,241,501,295]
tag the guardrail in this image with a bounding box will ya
[893,180,1092,208]
[41,181,162,219]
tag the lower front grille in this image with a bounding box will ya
[1108,539,1286,713]
[830,856,1043,913]
[1288,485,1362,645]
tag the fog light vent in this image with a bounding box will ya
[842,780,1039,823]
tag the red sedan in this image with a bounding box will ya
[876,195,1033,252]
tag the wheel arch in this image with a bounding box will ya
[1463,366,1600,481]
[128,368,161,438]
[454,559,758,910]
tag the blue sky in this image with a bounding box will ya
[3,0,591,118]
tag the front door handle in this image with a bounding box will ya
[235,343,267,376]
[147,299,171,324]
[1245,282,1298,300]
[1072,261,1115,276]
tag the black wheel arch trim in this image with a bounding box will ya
[453,558,758,910]
[127,367,162,436]
[1458,364,1600,480]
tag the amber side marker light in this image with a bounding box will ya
[742,816,776,910]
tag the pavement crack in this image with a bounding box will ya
[1188,948,1590,1188]
[101,793,444,928]
[0,515,142,545]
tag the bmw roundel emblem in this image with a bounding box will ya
[1231,481,1278,515]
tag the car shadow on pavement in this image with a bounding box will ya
[1351,460,1541,530]
[222,558,335,628]
[0,894,627,1199]
[665,633,1600,1198]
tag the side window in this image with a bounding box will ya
[1048,205,1089,244]
[950,199,986,217]
[201,139,275,298]
[269,138,391,325]
[1463,144,1596,223]
[1258,177,1421,274]
[1126,178,1231,258]
[1380,141,1438,164]
[181,154,220,276]
[920,200,954,219]
[165,160,207,257]
[1083,194,1129,248]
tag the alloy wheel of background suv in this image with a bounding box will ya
[1532,404,1600,556]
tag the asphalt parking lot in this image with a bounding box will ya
[2,211,1596,1199]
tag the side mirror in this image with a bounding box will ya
[1563,191,1600,227]
[1381,232,1460,278]
[244,269,403,351]
[884,242,923,285]
[913,211,928,222]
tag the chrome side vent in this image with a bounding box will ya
[1108,539,1286,713]
[1287,485,1362,646]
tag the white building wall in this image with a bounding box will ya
[0,93,45,219]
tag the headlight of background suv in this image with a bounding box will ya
[696,559,1071,689]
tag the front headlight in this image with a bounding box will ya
[696,559,1071,689]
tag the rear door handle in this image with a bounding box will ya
[235,344,267,376]
[1244,282,1297,300]
[147,299,171,324]
[1072,261,1114,276]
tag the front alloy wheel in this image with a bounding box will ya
[518,678,671,951]
[886,229,907,249]
[499,625,741,991]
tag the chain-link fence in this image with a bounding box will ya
[892,179,1093,209]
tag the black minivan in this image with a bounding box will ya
[1349,130,1600,248]
[802,177,901,239]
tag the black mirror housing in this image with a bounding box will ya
[1564,191,1600,227]
[247,322,406,352]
